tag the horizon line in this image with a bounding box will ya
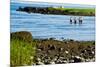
[11,0,96,5]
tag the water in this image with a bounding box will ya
[10,2,95,41]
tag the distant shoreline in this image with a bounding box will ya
[16,6,95,16]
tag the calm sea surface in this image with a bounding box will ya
[10,2,95,41]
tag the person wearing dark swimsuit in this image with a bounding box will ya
[74,17,77,24]
[79,17,83,24]
[70,17,73,24]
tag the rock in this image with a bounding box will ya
[85,59,90,62]
[11,31,33,42]
[50,61,55,64]
[73,57,82,63]
[65,51,69,54]
[92,51,95,54]
[53,57,57,61]
[37,58,41,61]
[62,60,67,63]
[91,58,95,62]
[49,45,56,50]
[58,48,64,52]
[75,56,81,59]
[38,61,44,65]
[44,59,50,64]
[61,48,63,51]
[69,60,74,63]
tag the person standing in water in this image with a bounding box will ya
[79,16,83,24]
[74,17,77,24]
[70,17,73,24]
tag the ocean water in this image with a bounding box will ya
[10,2,95,41]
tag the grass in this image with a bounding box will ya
[48,7,95,16]
[53,8,94,11]
[10,38,36,66]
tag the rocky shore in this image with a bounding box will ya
[16,7,95,16]
[11,31,95,66]
[33,39,95,65]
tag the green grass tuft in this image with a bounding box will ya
[48,7,95,16]
[10,39,36,66]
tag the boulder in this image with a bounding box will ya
[11,31,33,42]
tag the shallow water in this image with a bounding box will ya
[10,2,95,41]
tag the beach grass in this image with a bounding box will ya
[10,38,36,66]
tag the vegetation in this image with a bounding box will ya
[10,31,37,66]
[48,7,95,12]
[48,7,95,16]
[10,31,95,66]
[17,7,95,16]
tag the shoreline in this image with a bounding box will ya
[29,37,95,42]
[11,31,95,66]
[11,31,95,42]
[16,7,95,16]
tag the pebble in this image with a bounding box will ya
[37,58,41,61]
[75,56,81,59]
[69,60,74,63]
[38,61,44,65]
[92,51,95,54]
[65,51,69,54]
[50,61,55,64]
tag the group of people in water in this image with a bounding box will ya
[70,16,83,24]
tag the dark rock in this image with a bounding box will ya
[11,31,33,42]
[73,57,82,63]
[49,45,56,50]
